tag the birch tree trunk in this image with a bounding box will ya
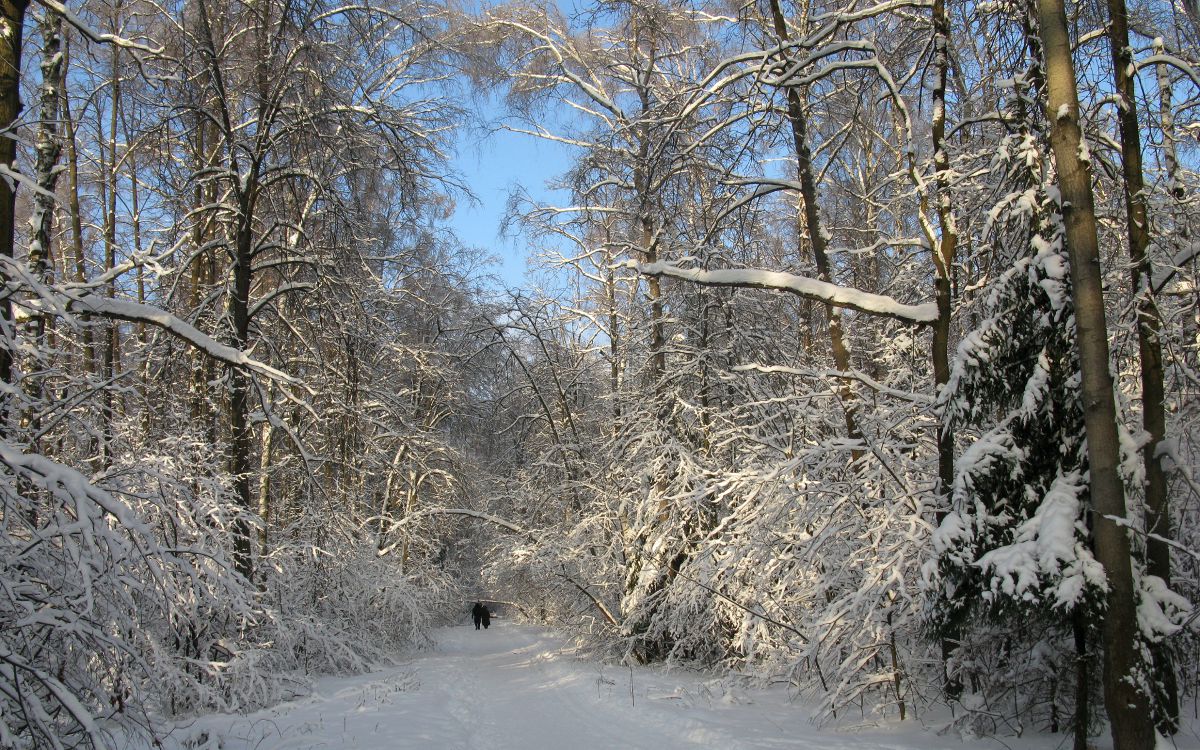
[27,11,62,292]
[930,0,962,699]
[20,9,64,462]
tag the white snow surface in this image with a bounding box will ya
[153,623,1197,750]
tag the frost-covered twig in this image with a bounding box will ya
[1100,513,1200,562]
[731,364,935,404]
[36,0,163,53]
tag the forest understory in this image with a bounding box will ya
[0,0,1198,748]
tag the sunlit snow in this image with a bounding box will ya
[149,623,1138,750]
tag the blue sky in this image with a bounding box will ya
[450,108,575,290]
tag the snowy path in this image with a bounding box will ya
[169,623,1084,750]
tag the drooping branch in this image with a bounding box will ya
[1,256,298,385]
[62,294,298,384]
[36,0,162,53]
[636,262,938,325]
[731,363,935,404]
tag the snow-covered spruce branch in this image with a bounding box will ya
[634,262,938,325]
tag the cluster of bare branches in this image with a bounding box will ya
[461,1,1200,748]
[0,1,489,746]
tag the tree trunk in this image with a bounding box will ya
[400,473,418,572]
[188,111,216,428]
[27,10,62,290]
[1036,0,1155,746]
[130,156,146,347]
[229,194,257,581]
[635,154,665,387]
[0,0,29,423]
[1074,610,1090,750]
[60,36,95,381]
[257,417,273,562]
[930,0,957,517]
[607,256,622,431]
[930,0,963,699]
[765,0,862,452]
[19,9,64,458]
[1156,45,1182,203]
[1105,0,1177,733]
[99,20,123,466]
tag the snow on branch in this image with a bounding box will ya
[1152,242,1200,294]
[0,644,105,748]
[731,363,935,404]
[63,295,299,384]
[37,0,164,53]
[0,442,150,534]
[636,262,938,324]
[1102,513,1200,562]
[417,507,527,534]
[1135,53,1200,91]
[376,507,620,627]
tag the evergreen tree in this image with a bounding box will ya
[927,125,1106,735]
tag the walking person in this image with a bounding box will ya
[471,601,484,630]
[480,604,491,630]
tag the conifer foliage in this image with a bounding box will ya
[927,127,1108,731]
[0,0,1197,747]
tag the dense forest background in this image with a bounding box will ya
[0,0,1197,748]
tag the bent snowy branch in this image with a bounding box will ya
[732,363,936,404]
[636,262,938,324]
[63,295,299,384]
[37,0,163,53]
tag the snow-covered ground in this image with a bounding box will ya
[163,622,1200,750]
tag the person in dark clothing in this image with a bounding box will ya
[480,605,491,630]
[471,602,484,630]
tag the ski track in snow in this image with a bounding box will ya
[160,623,1194,750]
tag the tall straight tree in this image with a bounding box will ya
[1103,0,1178,731]
[1036,0,1155,745]
[0,0,27,419]
[928,0,962,699]
[171,0,458,580]
[763,0,862,449]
